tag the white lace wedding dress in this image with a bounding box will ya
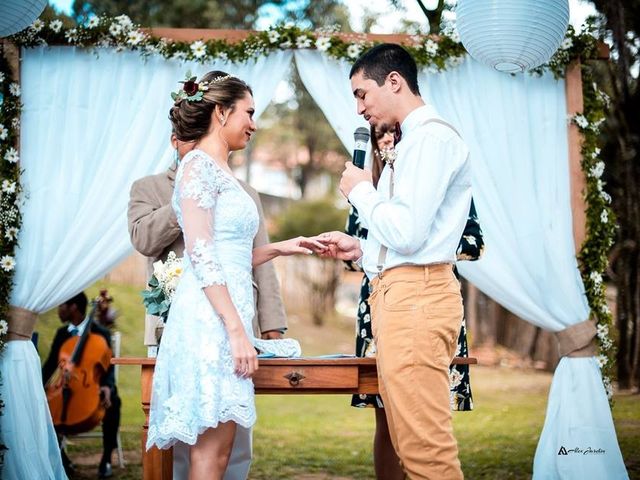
[146,149,298,450]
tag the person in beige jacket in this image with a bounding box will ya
[127,135,287,480]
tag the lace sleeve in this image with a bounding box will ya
[177,152,229,287]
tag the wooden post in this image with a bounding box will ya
[141,363,173,480]
[565,59,586,254]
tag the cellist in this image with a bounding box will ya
[42,292,122,479]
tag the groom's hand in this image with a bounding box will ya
[316,231,362,261]
[340,162,372,198]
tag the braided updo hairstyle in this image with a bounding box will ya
[169,70,253,143]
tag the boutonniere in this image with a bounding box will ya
[380,148,397,166]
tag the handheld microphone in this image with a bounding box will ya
[352,127,370,169]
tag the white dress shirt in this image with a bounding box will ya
[348,104,472,280]
[67,316,90,336]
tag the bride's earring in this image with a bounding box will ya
[220,116,226,127]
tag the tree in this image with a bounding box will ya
[70,0,350,29]
[71,0,284,28]
[588,0,640,390]
[389,0,454,34]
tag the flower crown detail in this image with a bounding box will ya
[170,71,234,104]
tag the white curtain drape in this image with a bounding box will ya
[0,46,292,477]
[294,50,369,154]
[295,51,627,479]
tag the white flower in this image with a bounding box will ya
[0,72,4,83]
[591,147,601,159]
[590,161,605,178]
[32,19,44,33]
[573,114,588,129]
[597,179,604,192]
[115,14,133,29]
[596,323,609,340]
[360,328,367,338]
[190,40,207,58]
[601,303,611,315]
[279,40,292,49]
[296,36,312,49]
[603,377,614,400]
[0,124,7,141]
[217,51,228,61]
[50,20,63,33]
[2,180,16,194]
[0,255,15,272]
[596,354,608,368]
[561,37,573,50]
[87,16,100,29]
[109,23,123,36]
[601,191,611,203]
[462,235,477,246]
[4,147,19,163]
[4,227,18,241]
[380,148,397,164]
[597,89,611,107]
[347,43,362,59]
[446,56,464,68]
[127,30,145,46]
[153,260,166,281]
[315,37,331,52]
[601,210,608,223]
[590,271,603,286]
[9,83,20,97]
[447,30,460,43]
[0,319,7,335]
[268,30,280,44]
[449,368,463,388]
[425,39,438,55]
[65,28,78,43]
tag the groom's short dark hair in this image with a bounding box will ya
[349,43,420,95]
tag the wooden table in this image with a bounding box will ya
[113,356,476,479]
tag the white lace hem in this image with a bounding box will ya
[146,409,257,451]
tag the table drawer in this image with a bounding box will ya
[254,365,359,390]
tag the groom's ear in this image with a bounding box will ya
[387,71,403,93]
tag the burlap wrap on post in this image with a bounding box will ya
[554,319,597,357]
[7,306,38,341]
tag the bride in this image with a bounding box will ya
[146,71,324,478]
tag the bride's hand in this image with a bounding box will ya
[228,328,258,378]
[276,236,328,256]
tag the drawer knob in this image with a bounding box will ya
[284,371,305,387]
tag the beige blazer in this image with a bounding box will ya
[128,165,287,345]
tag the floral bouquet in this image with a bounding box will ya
[141,251,183,322]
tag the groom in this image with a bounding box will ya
[127,133,287,479]
[318,44,471,479]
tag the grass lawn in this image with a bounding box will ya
[34,281,640,479]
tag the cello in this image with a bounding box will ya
[46,301,113,435]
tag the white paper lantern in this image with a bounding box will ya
[456,0,570,73]
[0,0,47,38]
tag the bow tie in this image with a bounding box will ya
[69,327,79,336]
[393,122,402,146]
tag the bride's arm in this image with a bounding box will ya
[252,237,327,267]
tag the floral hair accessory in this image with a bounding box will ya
[171,70,210,103]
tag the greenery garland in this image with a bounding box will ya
[0,17,615,390]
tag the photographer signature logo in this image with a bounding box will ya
[558,446,606,456]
